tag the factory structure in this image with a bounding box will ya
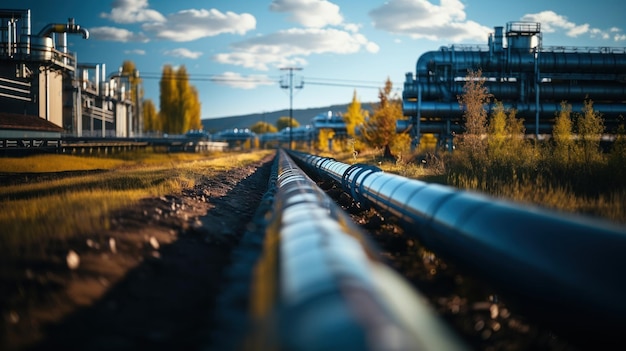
[402,21,626,148]
[2,11,625,152]
[0,8,141,148]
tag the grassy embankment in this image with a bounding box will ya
[0,149,274,251]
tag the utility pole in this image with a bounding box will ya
[280,67,303,149]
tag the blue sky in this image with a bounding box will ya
[17,0,626,119]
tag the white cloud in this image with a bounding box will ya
[369,0,492,42]
[270,0,343,28]
[89,26,149,42]
[213,28,379,71]
[212,72,275,89]
[142,9,256,42]
[100,0,165,24]
[520,10,625,42]
[164,48,203,59]
[124,49,146,55]
[343,23,361,33]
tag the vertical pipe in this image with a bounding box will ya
[289,69,293,149]
[95,64,99,95]
[61,32,67,65]
[534,49,540,139]
[416,80,422,150]
[45,68,49,121]
[6,20,11,57]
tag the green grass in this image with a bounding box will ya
[0,150,274,251]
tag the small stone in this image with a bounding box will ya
[66,250,80,270]
[149,236,160,250]
[109,238,117,254]
[8,311,19,324]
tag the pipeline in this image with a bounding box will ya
[286,149,626,346]
[37,18,89,39]
[248,149,468,351]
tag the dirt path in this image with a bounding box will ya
[1,154,274,351]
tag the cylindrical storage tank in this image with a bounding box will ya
[508,35,535,52]
[30,36,52,61]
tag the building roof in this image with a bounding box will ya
[0,113,64,132]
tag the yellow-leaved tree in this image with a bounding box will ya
[159,64,201,134]
[343,89,367,152]
[361,77,403,159]
[142,99,160,133]
[457,69,490,159]
[250,121,277,134]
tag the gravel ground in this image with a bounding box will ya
[1,154,274,351]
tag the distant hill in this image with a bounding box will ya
[201,103,375,133]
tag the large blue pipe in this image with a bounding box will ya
[287,150,626,345]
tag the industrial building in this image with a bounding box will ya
[0,8,140,150]
[402,21,626,148]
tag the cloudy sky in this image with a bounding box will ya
[18,0,626,119]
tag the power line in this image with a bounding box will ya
[137,72,399,87]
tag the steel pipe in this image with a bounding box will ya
[287,150,626,345]
[250,149,467,351]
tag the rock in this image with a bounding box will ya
[149,236,160,250]
[66,250,80,270]
[109,237,117,254]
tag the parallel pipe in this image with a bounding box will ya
[250,149,467,351]
[415,49,626,80]
[287,150,626,346]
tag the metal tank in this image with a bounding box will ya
[403,21,626,146]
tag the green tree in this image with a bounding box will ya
[361,77,402,159]
[276,116,299,131]
[142,99,160,133]
[251,121,277,134]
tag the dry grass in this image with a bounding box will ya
[330,146,625,225]
[0,150,274,250]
